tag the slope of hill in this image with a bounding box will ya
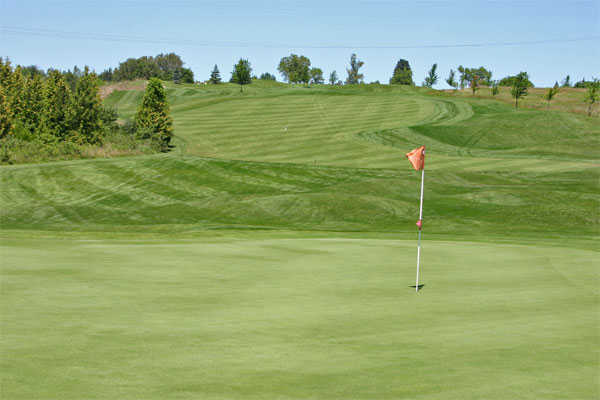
[1,152,597,240]
[3,82,596,240]
[447,86,594,115]
[1,82,598,400]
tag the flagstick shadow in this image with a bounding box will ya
[409,284,425,292]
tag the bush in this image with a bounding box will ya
[0,124,156,165]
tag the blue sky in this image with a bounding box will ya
[1,0,598,87]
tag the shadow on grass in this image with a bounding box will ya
[409,284,425,292]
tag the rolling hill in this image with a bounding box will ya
[1,81,598,399]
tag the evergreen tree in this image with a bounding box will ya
[20,65,46,79]
[259,72,276,81]
[423,63,438,88]
[345,53,364,85]
[72,67,103,144]
[209,65,221,84]
[41,70,73,140]
[135,78,173,151]
[8,67,26,120]
[390,59,413,85]
[63,65,83,91]
[0,57,12,85]
[21,74,45,135]
[0,59,16,138]
[329,70,338,85]
[511,72,530,109]
[0,85,12,138]
[446,69,458,90]
[574,78,594,89]
[231,59,252,92]
[562,75,571,87]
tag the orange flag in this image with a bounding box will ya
[406,146,425,171]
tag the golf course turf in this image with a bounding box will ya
[1,82,598,399]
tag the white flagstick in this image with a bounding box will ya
[415,168,425,292]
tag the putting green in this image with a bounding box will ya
[1,234,597,399]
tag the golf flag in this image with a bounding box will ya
[407,145,426,292]
[406,146,425,171]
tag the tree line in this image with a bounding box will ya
[15,50,594,96]
[210,54,596,113]
[1,58,174,163]
[2,51,597,162]
[1,58,107,144]
[99,53,194,84]
[205,53,595,102]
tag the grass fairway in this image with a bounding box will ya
[1,82,599,399]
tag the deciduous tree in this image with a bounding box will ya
[446,69,458,90]
[173,67,194,84]
[510,72,529,109]
[310,68,324,85]
[231,59,252,92]
[155,53,184,79]
[499,73,534,88]
[491,80,499,96]
[423,63,438,88]
[99,53,190,83]
[458,65,466,89]
[345,53,364,85]
[278,54,311,84]
[458,66,492,88]
[329,70,338,85]
[583,78,599,116]
[470,74,479,96]
[543,82,560,109]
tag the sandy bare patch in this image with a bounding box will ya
[99,80,147,99]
